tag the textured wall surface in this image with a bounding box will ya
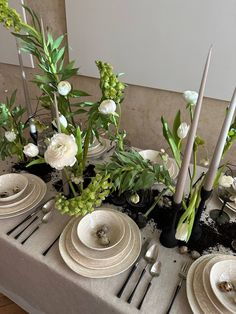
[0,0,235,165]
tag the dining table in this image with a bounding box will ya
[0,156,235,314]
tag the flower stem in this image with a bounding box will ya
[63,168,77,197]
[144,188,167,218]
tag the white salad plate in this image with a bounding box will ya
[0,174,47,219]
[210,260,236,313]
[59,209,141,278]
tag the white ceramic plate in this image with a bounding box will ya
[87,139,112,158]
[0,173,28,202]
[66,213,134,269]
[202,255,234,314]
[0,174,47,219]
[59,214,142,278]
[210,260,236,313]
[193,256,222,314]
[77,209,125,250]
[186,255,210,314]
[0,176,36,208]
[71,210,131,260]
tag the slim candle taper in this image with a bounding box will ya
[174,46,212,204]
[204,88,236,191]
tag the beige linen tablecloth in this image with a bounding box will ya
[0,161,235,314]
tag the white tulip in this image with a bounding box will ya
[23,143,39,157]
[44,133,78,170]
[183,91,198,105]
[218,175,234,188]
[57,81,72,96]
[5,131,16,142]
[98,99,116,115]
[175,223,189,242]
[52,114,68,129]
[177,122,190,139]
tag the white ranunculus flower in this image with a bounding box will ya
[23,143,39,157]
[98,99,116,115]
[44,133,78,170]
[200,158,209,167]
[52,114,68,129]
[5,131,16,142]
[219,175,234,188]
[230,195,236,204]
[175,223,189,242]
[232,178,236,191]
[183,91,198,105]
[177,122,190,139]
[57,81,72,96]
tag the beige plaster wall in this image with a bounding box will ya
[0,0,235,165]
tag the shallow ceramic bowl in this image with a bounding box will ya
[0,173,28,202]
[77,210,125,250]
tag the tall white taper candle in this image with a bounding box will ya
[204,88,236,191]
[174,46,212,204]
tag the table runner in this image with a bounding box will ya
[0,161,235,314]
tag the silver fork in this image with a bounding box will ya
[165,261,191,314]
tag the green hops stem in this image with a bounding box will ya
[96,60,126,104]
[0,0,23,31]
[55,174,113,216]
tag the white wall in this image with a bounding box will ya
[0,0,34,67]
[65,0,236,101]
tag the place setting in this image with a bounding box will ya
[59,207,142,278]
[186,253,236,314]
[0,172,47,219]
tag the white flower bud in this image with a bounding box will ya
[57,81,72,96]
[98,99,116,115]
[23,143,39,157]
[183,91,198,105]
[177,122,190,139]
[219,175,234,188]
[5,131,16,142]
[130,193,140,204]
[175,223,189,242]
[52,114,68,129]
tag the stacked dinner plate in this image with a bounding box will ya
[0,173,47,219]
[87,138,112,158]
[59,207,142,278]
[138,150,179,180]
[186,254,236,314]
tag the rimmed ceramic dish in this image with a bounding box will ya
[67,212,135,269]
[77,209,125,250]
[202,255,234,314]
[0,173,28,202]
[59,211,142,278]
[193,256,223,314]
[71,210,131,260]
[0,173,47,219]
[210,260,236,313]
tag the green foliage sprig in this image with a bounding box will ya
[96,150,174,194]
[0,90,27,160]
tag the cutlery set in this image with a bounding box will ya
[117,241,191,312]
[6,198,60,255]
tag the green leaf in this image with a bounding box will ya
[26,157,45,167]
[172,110,181,145]
[69,90,90,98]
[161,116,181,167]
[54,47,65,64]
[52,35,64,50]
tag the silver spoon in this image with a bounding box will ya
[127,243,159,303]
[14,198,55,239]
[137,261,162,310]
[21,210,53,245]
